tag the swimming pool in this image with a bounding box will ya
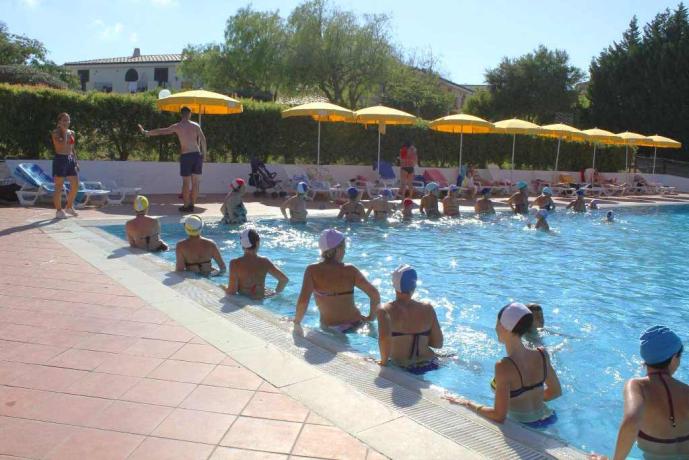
[102,205,689,457]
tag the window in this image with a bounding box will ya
[154,67,169,87]
[124,68,138,82]
[77,70,89,91]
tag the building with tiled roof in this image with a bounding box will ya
[64,48,187,93]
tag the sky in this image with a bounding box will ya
[4,0,682,84]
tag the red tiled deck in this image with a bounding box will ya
[0,207,386,460]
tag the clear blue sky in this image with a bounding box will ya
[5,0,681,83]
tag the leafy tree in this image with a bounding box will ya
[464,45,584,123]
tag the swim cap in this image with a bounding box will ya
[606,211,614,220]
[392,264,417,294]
[537,209,548,219]
[318,229,345,252]
[499,302,532,332]
[184,214,203,236]
[481,188,491,196]
[297,182,308,194]
[347,187,358,199]
[517,181,528,190]
[133,195,149,212]
[231,178,245,190]
[640,325,682,365]
[403,198,413,208]
[425,182,439,193]
[449,184,459,193]
[381,189,393,199]
[576,189,585,196]
[240,228,259,249]
[542,187,553,196]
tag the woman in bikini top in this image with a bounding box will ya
[293,229,380,330]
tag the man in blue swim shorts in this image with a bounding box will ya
[139,106,207,213]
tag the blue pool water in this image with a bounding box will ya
[102,205,689,457]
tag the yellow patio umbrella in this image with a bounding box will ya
[354,105,417,169]
[429,114,493,179]
[616,131,652,179]
[491,118,542,184]
[281,102,354,166]
[638,134,682,176]
[581,128,624,175]
[156,89,243,126]
[539,123,588,179]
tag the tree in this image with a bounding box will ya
[464,45,584,123]
[587,3,689,159]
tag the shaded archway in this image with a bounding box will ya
[125,68,138,82]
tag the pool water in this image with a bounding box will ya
[102,206,689,457]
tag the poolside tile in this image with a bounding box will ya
[99,320,160,338]
[26,391,112,425]
[220,356,241,366]
[95,354,163,377]
[0,323,42,342]
[292,424,368,460]
[84,400,172,434]
[152,408,236,444]
[144,324,195,342]
[127,437,214,460]
[306,411,333,426]
[180,385,253,414]
[0,361,32,384]
[44,427,144,460]
[66,372,141,399]
[121,378,196,406]
[0,416,78,459]
[75,333,138,353]
[48,348,113,370]
[123,338,184,358]
[241,391,309,423]
[147,359,214,383]
[170,343,226,364]
[127,308,170,324]
[209,447,288,460]
[257,381,281,393]
[30,328,91,348]
[202,365,263,390]
[366,449,389,460]
[0,386,52,418]
[9,364,88,392]
[220,416,301,453]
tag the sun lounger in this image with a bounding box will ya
[13,163,110,207]
[284,165,340,200]
[366,161,401,197]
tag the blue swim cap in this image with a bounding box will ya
[297,182,308,194]
[347,187,358,198]
[449,184,459,193]
[382,188,393,198]
[542,186,553,196]
[606,211,614,220]
[640,326,683,365]
[576,189,585,196]
[481,187,491,196]
[425,182,439,193]
[392,264,417,294]
[517,181,528,190]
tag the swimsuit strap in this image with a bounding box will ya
[537,347,548,382]
[391,329,432,360]
[504,357,525,388]
[650,371,676,428]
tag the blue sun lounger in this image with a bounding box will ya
[13,163,110,207]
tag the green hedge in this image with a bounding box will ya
[0,83,628,171]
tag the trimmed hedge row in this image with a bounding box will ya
[0,84,628,171]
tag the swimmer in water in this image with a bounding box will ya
[338,187,366,222]
[605,210,614,223]
[419,182,441,218]
[589,199,600,210]
[475,188,496,215]
[401,198,414,220]
[527,209,550,232]
[532,187,556,211]
[125,195,169,252]
[366,188,396,221]
[280,182,309,223]
[175,215,226,276]
[226,229,288,300]
[508,181,529,215]
[566,189,587,212]
[377,265,443,374]
[444,302,562,427]
[293,229,380,333]
[220,178,248,224]
[442,184,461,217]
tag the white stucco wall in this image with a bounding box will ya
[66,63,184,93]
[6,159,689,194]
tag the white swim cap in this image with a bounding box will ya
[392,264,417,294]
[133,195,149,212]
[184,214,203,236]
[500,302,532,332]
[297,182,308,194]
[240,228,259,249]
[319,229,345,252]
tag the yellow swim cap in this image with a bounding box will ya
[133,195,149,212]
[184,214,203,236]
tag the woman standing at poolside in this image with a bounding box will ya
[399,141,418,198]
[51,113,80,219]
[293,229,380,333]
[445,302,562,427]
[226,229,288,299]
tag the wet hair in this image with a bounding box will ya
[180,106,191,115]
[526,304,542,314]
[497,305,534,336]
[57,112,69,122]
[403,140,411,148]
[648,346,683,370]
[321,240,345,260]
[244,229,260,250]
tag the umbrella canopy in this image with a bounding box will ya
[617,131,652,175]
[581,128,624,178]
[354,105,416,169]
[491,118,542,185]
[429,114,493,182]
[638,135,682,175]
[539,123,588,179]
[156,90,243,115]
[282,102,354,165]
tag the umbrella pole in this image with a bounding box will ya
[377,130,381,171]
[317,121,321,166]
[554,137,561,182]
[459,133,464,180]
[592,144,597,181]
[653,146,658,177]
[510,134,516,186]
